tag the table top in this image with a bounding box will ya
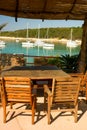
[1,65,70,80]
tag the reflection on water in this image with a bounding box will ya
[1,41,81,57]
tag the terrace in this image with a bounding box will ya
[1,0,87,129]
[0,56,87,129]
[0,95,87,130]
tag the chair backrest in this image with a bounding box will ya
[52,78,81,105]
[69,73,86,93]
[69,73,85,85]
[69,73,84,77]
[84,72,87,82]
[0,77,2,104]
[1,77,32,104]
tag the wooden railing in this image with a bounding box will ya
[0,53,57,69]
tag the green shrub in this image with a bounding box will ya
[58,54,79,73]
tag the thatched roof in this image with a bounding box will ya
[0,0,87,21]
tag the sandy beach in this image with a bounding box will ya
[0,36,81,45]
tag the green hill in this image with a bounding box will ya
[0,27,82,40]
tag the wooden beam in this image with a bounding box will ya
[15,0,19,22]
[66,0,77,20]
[78,19,87,73]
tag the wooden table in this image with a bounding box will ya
[1,65,70,80]
[1,65,71,98]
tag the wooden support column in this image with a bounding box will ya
[79,19,87,73]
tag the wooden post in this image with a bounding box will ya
[79,19,87,73]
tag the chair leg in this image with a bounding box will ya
[86,85,87,103]
[74,103,78,123]
[3,103,6,123]
[44,93,47,112]
[32,97,35,124]
[48,96,51,124]
[32,108,34,124]
[1,97,7,123]
[10,102,13,109]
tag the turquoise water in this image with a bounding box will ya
[0,41,81,56]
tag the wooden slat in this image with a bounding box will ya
[52,78,80,103]
[69,73,86,96]
[2,77,32,102]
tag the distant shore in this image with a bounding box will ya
[0,36,81,45]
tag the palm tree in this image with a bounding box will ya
[0,23,8,30]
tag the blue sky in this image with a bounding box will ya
[0,15,84,31]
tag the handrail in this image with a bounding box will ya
[0,53,58,68]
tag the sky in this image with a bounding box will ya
[0,15,84,31]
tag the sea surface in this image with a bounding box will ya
[0,41,81,57]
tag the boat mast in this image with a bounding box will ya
[26,23,29,40]
[38,24,40,39]
[71,28,72,41]
[46,28,49,39]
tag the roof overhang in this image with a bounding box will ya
[0,0,87,21]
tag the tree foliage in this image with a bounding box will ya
[0,27,82,40]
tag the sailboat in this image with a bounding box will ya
[43,43,54,49]
[0,30,6,47]
[22,41,35,47]
[22,23,35,48]
[66,29,78,56]
[43,28,54,49]
[35,25,44,47]
[16,38,19,43]
[67,29,78,48]
[0,40,5,48]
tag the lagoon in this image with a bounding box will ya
[0,41,81,57]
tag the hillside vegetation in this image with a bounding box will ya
[0,27,82,40]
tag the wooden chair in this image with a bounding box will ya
[0,77,2,105]
[44,77,81,124]
[1,76,37,124]
[69,73,86,96]
[84,72,87,102]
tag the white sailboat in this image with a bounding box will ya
[35,39,44,47]
[0,40,5,48]
[16,38,19,43]
[22,41,35,47]
[22,23,35,48]
[67,29,78,48]
[35,25,44,47]
[66,29,78,56]
[43,28,54,49]
[15,32,19,43]
[43,43,54,49]
[0,40,5,45]
[0,29,6,48]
